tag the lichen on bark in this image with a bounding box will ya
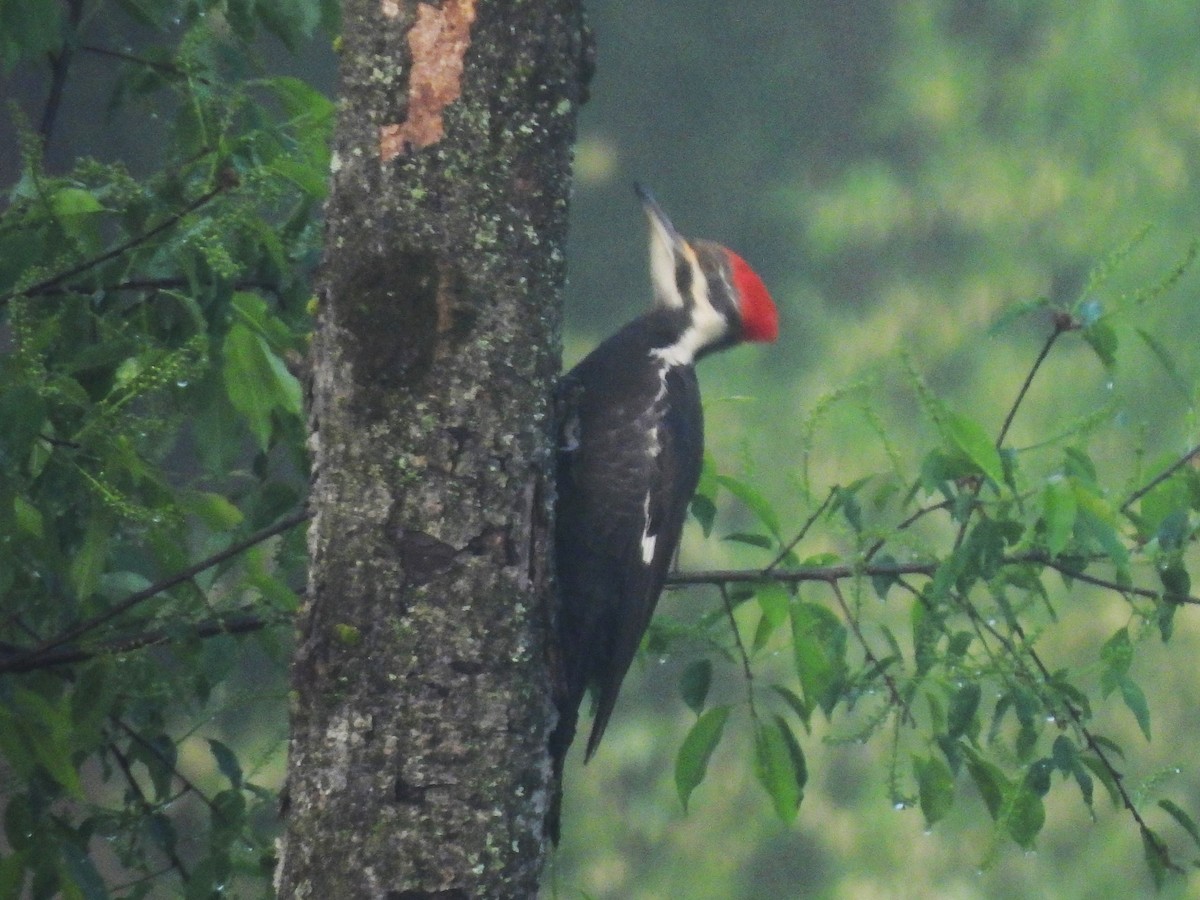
[275,1,591,896]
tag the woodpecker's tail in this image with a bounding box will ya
[546,702,578,845]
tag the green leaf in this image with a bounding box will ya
[911,595,942,676]
[10,690,84,798]
[0,851,25,900]
[69,512,110,601]
[1099,627,1132,696]
[1006,786,1046,849]
[1135,327,1191,398]
[675,705,730,810]
[185,491,245,530]
[770,684,812,732]
[689,494,717,537]
[914,754,955,827]
[678,660,712,715]
[964,749,1009,820]
[208,739,244,788]
[722,532,774,550]
[58,840,108,900]
[870,552,899,600]
[1159,799,1200,850]
[791,601,847,717]
[111,0,160,27]
[1072,484,1129,577]
[1042,477,1077,556]
[988,295,1052,334]
[754,582,791,649]
[714,474,781,539]
[1141,826,1170,891]
[50,187,103,218]
[754,718,805,823]
[946,683,981,740]
[0,0,63,71]
[13,496,43,538]
[222,321,303,451]
[0,385,45,474]
[1118,675,1151,741]
[1080,754,1122,807]
[943,410,1005,487]
[1082,320,1118,369]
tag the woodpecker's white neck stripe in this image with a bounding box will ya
[651,274,729,367]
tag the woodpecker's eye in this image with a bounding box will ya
[674,258,692,299]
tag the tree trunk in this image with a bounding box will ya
[276,2,590,896]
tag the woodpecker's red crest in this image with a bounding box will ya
[637,182,778,363]
[548,185,778,843]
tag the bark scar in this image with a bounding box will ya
[380,0,479,162]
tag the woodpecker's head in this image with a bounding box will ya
[637,183,778,365]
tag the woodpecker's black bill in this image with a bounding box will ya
[633,182,677,232]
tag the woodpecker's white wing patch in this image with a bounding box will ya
[640,492,657,564]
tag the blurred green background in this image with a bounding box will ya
[553,2,1200,897]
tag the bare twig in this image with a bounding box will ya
[763,487,836,574]
[864,498,953,563]
[952,319,1069,551]
[996,319,1071,449]
[1120,442,1200,513]
[719,583,759,724]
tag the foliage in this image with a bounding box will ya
[651,237,1200,888]
[0,1,332,896]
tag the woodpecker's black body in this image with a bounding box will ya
[548,187,778,843]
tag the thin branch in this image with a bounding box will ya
[996,319,1070,449]
[1004,614,1179,874]
[719,583,759,724]
[0,182,230,308]
[116,720,222,817]
[666,561,937,588]
[25,276,285,299]
[1120,442,1200,513]
[109,740,191,883]
[863,499,953,563]
[78,43,212,86]
[952,319,1070,552]
[0,609,282,674]
[666,555,1200,606]
[824,577,911,724]
[1031,554,1200,606]
[39,0,85,149]
[9,508,309,666]
[763,487,835,573]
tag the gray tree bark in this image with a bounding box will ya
[276,1,590,896]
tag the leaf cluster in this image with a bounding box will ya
[657,238,1200,886]
[0,2,332,896]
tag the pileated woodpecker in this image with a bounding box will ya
[549,185,778,841]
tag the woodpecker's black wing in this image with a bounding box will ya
[553,313,704,765]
